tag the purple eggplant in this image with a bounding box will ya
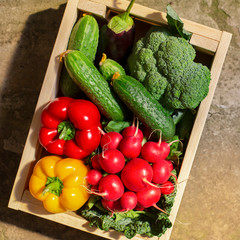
[103,0,136,65]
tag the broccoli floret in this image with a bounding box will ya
[143,71,168,101]
[156,36,196,77]
[127,26,211,109]
[127,27,171,82]
[163,62,211,109]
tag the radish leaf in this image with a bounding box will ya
[166,5,192,40]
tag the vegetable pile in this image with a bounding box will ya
[80,120,181,238]
[29,2,211,239]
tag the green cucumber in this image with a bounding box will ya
[112,74,176,140]
[64,50,128,121]
[59,67,83,98]
[68,14,99,62]
[178,109,196,141]
[99,53,126,82]
[60,14,99,97]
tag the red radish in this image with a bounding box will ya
[134,206,144,211]
[91,154,102,170]
[141,125,152,140]
[136,185,161,208]
[122,117,143,142]
[136,185,167,213]
[120,191,138,211]
[100,131,123,149]
[101,198,123,212]
[86,169,102,186]
[160,181,175,195]
[90,184,99,192]
[121,158,153,192]
[119,117,143,158]
[119,136,142,159]
[92,174,124,201]
[152,159,177,184]
[141,134,178,163]
[99,148,125,173]
[166,160,174,172]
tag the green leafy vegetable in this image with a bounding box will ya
[103,120,131,133]
[167,136,183,164]
[78,170,178,239]
[166,5,192,40]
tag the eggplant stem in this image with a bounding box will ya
[126,0,136,15]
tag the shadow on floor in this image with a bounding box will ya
[0,3,105,240]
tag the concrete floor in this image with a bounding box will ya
[1,0,240,239]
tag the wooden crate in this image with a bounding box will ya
[8,0,232,239]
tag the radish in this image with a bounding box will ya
[86,169,102,185]
[160,181,175,195]
[101,198,123,212]
[119,135,142,159]
[91,154,102,170]
[141,125,152,140]
[99,148,125,173]
[119,117,142,158]
[152,159,177,184]
[121,158,153,192]
[92,174,124,201]
[166,160,174,172]
[100,130,123,150]
[122,117,143,142]
[136,185,166,213]
[120,191,137,211]
[141,133,179,163]
[90,184,99,192]
[134,206,144,211]
[136,185,161,208]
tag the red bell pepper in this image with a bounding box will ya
[39,97,102,159]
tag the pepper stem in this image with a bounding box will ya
[58,121,75,140]
[42,177,64,197]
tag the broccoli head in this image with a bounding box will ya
[143,71,168,101]
[127,26,211,109]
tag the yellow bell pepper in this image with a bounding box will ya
[29,155,90,213]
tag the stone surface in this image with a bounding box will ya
[0,0,239,239]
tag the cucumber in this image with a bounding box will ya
[68,14,99,62]
[178,109,196,141]
[112,74,176,140]
[64,50,128,121]
[59,66,83,98]
[99,53,126,82]
[60,14,99,97]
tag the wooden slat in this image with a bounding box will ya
[190,33,219,54]
[19,190,147,240]
[78,0,107,18]
[90,0,222,42]
[8,0,80,210]
[161,30,232,240]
